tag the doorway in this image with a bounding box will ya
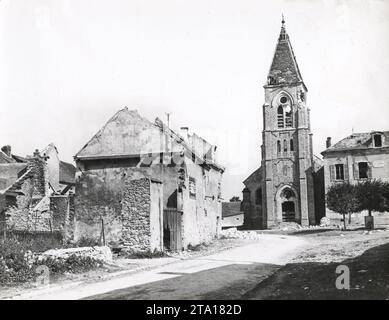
[163,209,182,251]
[282,201,296,222]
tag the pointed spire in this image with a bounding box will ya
[279,14,288,41]
[266,17,305,88]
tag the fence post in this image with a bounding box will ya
[101,218,106,246]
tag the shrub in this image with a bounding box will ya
[39,254,102,274]
[73,236,100,248]
[0,236,104,286]
[0,237,36,284]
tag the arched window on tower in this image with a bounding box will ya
[277,106,284,128]
[290,139,294,152]
[285,106,293,128]
[277,140,281,155]
[283,139,288,152]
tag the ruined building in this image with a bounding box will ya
[0,144,76,236]
[242,19,325,229]
[74,108,224,252]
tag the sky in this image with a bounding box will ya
[1,0,389,200]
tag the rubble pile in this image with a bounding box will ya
[220,228,261,240]
[38,246,113,264]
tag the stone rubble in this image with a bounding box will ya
[220,228,261,240]
[38,246,113,263]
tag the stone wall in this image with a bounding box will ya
[121,178,152,251]
[50,195,69,235]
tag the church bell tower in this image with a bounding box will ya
[261,17,315,227]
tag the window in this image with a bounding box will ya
[280,96,288,104]
[255,188,262,205]
[358,162,369,179]
[285,106,293,128]
[277,106,284,128]
[189,177,196,199]
[277,140,281,155]
[283,139,288,152]
[335,164,344,180]
[290,139,294,152]
[374,134,382,147]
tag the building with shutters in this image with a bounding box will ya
[321,131,389,217]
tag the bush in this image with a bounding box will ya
[0,237,36,284]
[0,236,104,286]
[73,236,100,248]
[39,254,102,274]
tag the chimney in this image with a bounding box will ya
[1,145,11,157]
[326,137,332,149]
[180,127,189,141]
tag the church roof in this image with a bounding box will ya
[243,166,263,186]
[266,18,305,89]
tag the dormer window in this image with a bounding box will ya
[373,134,382,147]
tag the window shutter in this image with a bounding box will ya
[329,165,335,181]
[344,164,349,181]
[367,163,372,179]
[353,163,359,180]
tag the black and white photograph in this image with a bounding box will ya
[0,0,389,308]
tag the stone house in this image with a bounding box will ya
[221,201,244,229]
[241,19,325,229]
[0,144,76,235]
[321,131,389,218]
[73,108,225,252]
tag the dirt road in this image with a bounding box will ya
[21,234,307,300]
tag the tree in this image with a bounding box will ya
[229,196,240,202]
[355,179,387,217]
[382,181,389,212]
[326,182,359,230]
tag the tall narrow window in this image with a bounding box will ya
[374,134,382,147]
[277,140,281,155]
[285,106,293,128]
[335,164,344,180]
[189,177,196,199]
[283,139,288,152]
[255,188,262,205]
[290,139,294,152]
[277,106,284,128]
[358,162,368,179]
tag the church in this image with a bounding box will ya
[241,18,325,229]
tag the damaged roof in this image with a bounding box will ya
[75,107,225,172]
[322,131,389,155]
[59,161,76,185]
[266,20,305,89]
[243,166,263,186]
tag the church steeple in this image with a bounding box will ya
[266,17,306,89]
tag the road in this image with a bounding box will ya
[28,234,308,300]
